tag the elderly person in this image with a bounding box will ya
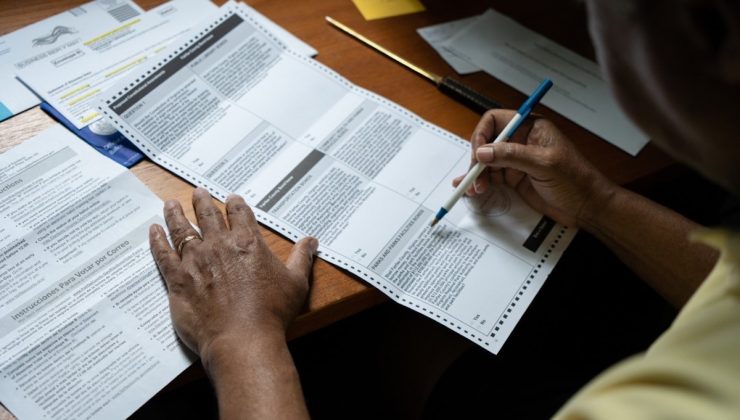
[148,0,739,417]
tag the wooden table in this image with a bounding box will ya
[0,0,674,417]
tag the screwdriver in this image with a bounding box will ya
[326,16,501,114]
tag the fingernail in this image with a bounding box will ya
[164,200,177,210]
[194,187,209,197]
[474,180,481,193]
[477,147,493,162]
[308,237,319,253]
[149,224,160,236]
[226,193,240,202]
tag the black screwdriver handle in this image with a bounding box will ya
[438,76,502,114]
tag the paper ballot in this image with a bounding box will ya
[98,3,577,355]
[0,125,194,419]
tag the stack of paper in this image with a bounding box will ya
[417,9,649,155]
[0,2,319,419]
[0,1,144,122]
[0,124,194,419]
[1,0,317,167]
[0,0,215,166]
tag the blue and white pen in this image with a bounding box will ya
[431,79,553,227]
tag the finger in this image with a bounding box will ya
[149,224,180,283]
[452,173,482,195]
[474,169,490,194]
[452,174,464,187]
[470,110,524,195]
[164,200,201,255]
[481,111,538,148]
[452,174,477,195]
[470,109,518,159]
[454,173,476,196]
[192,188,226,238]
[470,110,499,168]
[475,142,551,176]
[225,194,259,233]
[452,174,478,196]
[508,117,537,145]
[286,237,319,281]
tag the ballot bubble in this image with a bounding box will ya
[463,187,511,217]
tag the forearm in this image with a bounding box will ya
[580,186,718,308]
[204,330,309,420]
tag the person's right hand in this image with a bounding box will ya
[453,109,617,227]
[148,188,317,370]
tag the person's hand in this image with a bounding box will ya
[148,188,318,365]
[453,109,617,227]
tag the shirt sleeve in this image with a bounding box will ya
[553,230,740,420]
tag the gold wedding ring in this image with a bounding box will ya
[176,234,200,257]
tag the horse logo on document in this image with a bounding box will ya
[32,26,77,47]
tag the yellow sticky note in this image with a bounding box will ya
[352,0,426,20]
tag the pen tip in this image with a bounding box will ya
[430,218,439,227]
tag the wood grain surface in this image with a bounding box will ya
[0,0,674,417]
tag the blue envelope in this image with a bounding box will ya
[40,102,144,168]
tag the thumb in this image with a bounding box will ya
[286,236,319,280]
[476,142,551,176]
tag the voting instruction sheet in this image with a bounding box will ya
[99,4,577,354]
[0,125,193,419]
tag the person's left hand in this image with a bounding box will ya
[148,188,318,367]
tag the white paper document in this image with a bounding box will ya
[0,0,144,122]
[98,4,577,354]
[417,16,480,75]
[15,0,316,131]
[0,125,193,419]
[14,0,218,130]
[443,9,649,155]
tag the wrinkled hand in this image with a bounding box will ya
[453,109,616,227]
[148,188,318,365]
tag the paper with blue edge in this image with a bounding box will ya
[0,102,12,122]
[41,102,144,168]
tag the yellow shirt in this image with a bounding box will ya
[555,229,740,419]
